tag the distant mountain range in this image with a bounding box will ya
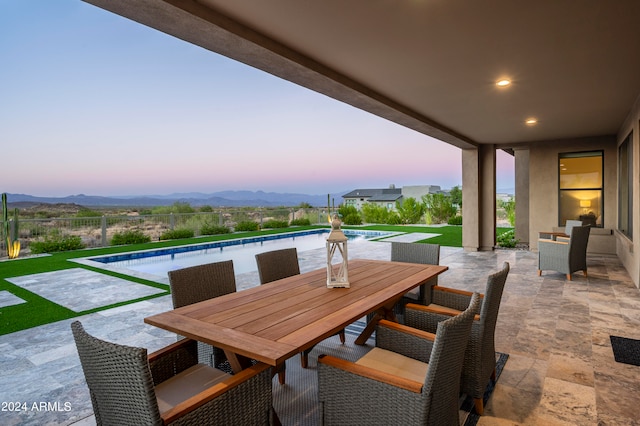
[497,187,515,195]
[4,191,349,208]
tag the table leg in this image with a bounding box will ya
[273,362,286,385]
[271,406,282,426]
[223,349,253,373]
[226,350,286,384]
[355,304,398,345]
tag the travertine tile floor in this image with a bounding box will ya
[1,238,639,425]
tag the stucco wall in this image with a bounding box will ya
[616,93,640,288]
[514,148,530,244]
[462,149,480,251]
[462,146,495,251]
[529,136,617,254]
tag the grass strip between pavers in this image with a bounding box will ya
[0,225,512,335]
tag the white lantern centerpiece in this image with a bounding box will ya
[326,214,349,288]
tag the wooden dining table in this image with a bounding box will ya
[145,258,448,373]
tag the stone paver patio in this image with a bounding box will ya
[1,238,640,425]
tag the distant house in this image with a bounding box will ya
[342,184,445,210]
[497,193,513,203]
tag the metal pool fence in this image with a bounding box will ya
[0,208,332,253]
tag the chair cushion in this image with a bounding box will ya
[355,347,429,383]
[155,363,230,414]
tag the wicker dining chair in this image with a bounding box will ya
[391,241,441,314]
[255,247,301,285]
[71,321,273,425]
[255,247,346,369]
[167,260,237,368]
[403,261,510,415]
[558,219,585,241]
[318,293,481,425]
[538,225,590,280]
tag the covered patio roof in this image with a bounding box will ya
[83,0,640,149]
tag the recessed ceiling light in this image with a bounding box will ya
[525,118,538,125]
[496,79,511,87]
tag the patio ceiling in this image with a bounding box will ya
[84,0,640,149]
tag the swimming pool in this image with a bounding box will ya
[88,229,390,278]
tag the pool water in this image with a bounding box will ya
[90,229,388,278]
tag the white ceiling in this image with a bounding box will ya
[84,0,640,149]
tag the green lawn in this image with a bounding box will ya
[0,225,512,335]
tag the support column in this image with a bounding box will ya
[462,145,496,251]
[514,147,530,245]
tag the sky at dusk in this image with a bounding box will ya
[1,1,514,198]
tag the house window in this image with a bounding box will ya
[558,151,603,227]
[618,131,633,240]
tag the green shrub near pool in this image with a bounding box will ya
[30,230,85,254]
[160,228,195,240]
[111,229,152,245]
[262,219,289,229]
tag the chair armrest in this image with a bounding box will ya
[431,286,481,311]
[378,319,436,341]
[148,338,197,363]
[160,362,272,424]
[405,300,483,335]
[433,285,476,298]
[318,354,422,393]
[405,303,480,321]
[538,239,569,246]
[149,339,199,385]
[375,319,435,362]
[538,231,569,240]
[406,302,458,317]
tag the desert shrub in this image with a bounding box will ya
[337,205,362,225]
[199,205,213,212]
[498,199,516,227]
[360,203,403,225]
[200,223,231,235]
[450,185,462,208]
[111,229,151,245]
[160,228,194,240]
[267,207,290,220]
[234,221,259,232]
[290,218,311,226]
[30,229,85,254]
[34,211,57,218]
[76,208,102,218]
[385,212,402,225]
[344,213,362,225]
[496,229,518,248]
[361,203,391,224]
[448,215,463,225]
[396,197,426,224]
[422,193,457,225]
[262,220,288,229]
[176,213,212,231]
